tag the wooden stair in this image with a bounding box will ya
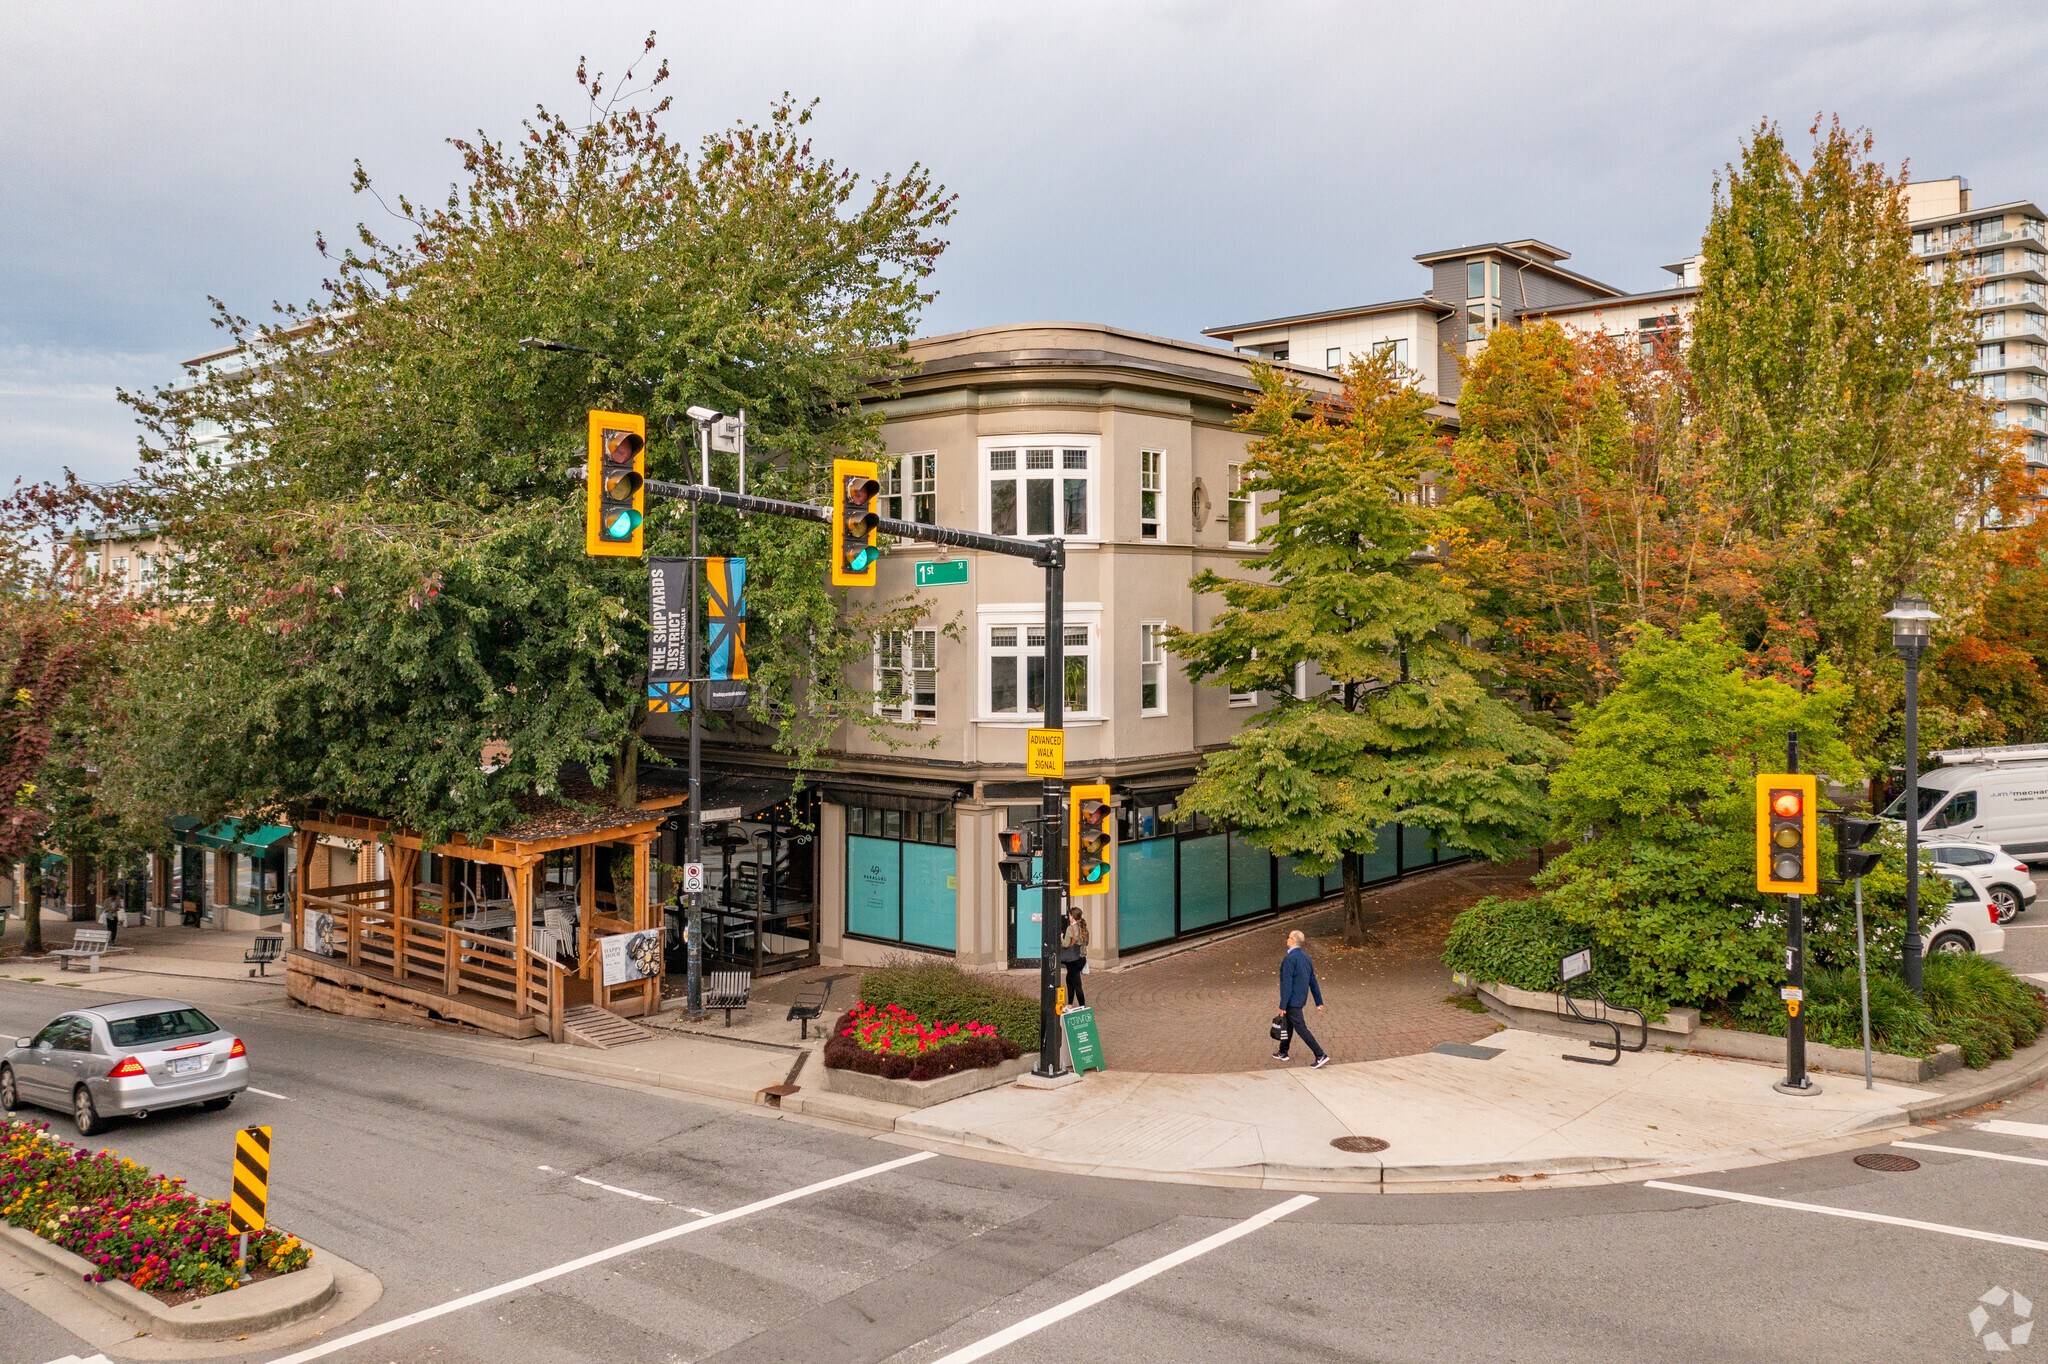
[562,1005,656,1050]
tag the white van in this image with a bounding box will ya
[1883,744,2048,863]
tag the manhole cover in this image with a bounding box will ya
[1331,1136,1389,1154]
[1854,1152,1921,1172]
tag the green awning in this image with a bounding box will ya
[168,816,294,856]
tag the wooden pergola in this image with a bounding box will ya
[285,786,683,1042]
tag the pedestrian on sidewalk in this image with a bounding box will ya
[1060,906,1089,1010]
[1274,929,1329,1067]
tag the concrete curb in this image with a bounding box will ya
[0,1222,337,1340]
[821,1053,1039,1108]
[1905,1035,2048,1124]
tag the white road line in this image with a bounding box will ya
[922,1195,1317,1364]
[1979,1119,2048,1140]
[262,1150,936,1364]
[246,1087,292,1100]
[1644,1180,2048,1252]
[574,1175,664,1203]
[1896,1141,2048,1169]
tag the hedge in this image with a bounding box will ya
[856,959,1040,1049]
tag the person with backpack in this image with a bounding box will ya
[1274,928,1330,1067]
[1060,905,1089,1009]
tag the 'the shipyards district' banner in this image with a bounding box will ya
[646,557,748,714]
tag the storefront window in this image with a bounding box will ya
[845,805,957,951]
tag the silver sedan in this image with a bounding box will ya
[0,998,250,1135]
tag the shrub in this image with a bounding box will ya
[1440,894,1600,994]
[822,1008,1021,1081]
[1732,967,1938,1058]
[1729,957,2045,1069]
[857,959,1039,1048]
[1924,952,2047,1067]
[0,1118,310,1299]
[837,1001,1002,1057]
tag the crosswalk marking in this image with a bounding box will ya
[1978,1119,2048,1140]
[1645,1180,2048,1252]
[1895,1140,2048,1168]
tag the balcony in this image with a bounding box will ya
[1984,375,2048,403]
[1975,344,2048,376]
[1982,313,2048,341]
[1976,281,2048,313]
[1978,250,2048,284]
[2000,406,2048,435]
[1916,219,2048,255]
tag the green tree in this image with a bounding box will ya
[1168,354,1563,946]
[1525,615,1931,1012]
[1690,117,2023,750]
[115,46,954,845]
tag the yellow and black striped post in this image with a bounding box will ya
[229,1125,271,1278]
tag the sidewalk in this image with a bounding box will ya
[0,916,290,1012]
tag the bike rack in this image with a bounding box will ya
[1555,949,1647,1066]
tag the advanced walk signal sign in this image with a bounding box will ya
[831,458,881,586]
[229,1124,271,1234]
[1069,783,1112,896]
[1756,774,1818,894]
[586,410,646,556]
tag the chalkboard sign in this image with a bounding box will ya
[1061,1006,1104,1075]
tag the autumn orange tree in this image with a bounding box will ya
[1444,320,1762,712]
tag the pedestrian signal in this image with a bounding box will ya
[586,410,646,557]
[1068,783,1112,897]
[1836,814,1883,882]
[998,826,1036,887]
[1756,774,1818,894]
[831,458,881,586]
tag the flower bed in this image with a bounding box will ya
[1,1117,311,1303]
[823,1002,1022,1081]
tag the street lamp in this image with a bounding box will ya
[1884,592,1940,995]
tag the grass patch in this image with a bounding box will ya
[1445,994,1489,1014]
[858,958,1040,1049]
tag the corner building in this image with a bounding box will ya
[652,323,1463,975]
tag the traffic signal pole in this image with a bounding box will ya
[1777,730,1816,1096]
[639,476,1071,1069]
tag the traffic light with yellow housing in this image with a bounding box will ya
[1068,783,1112,896]
[830,458,881,586]
[1755,774,1818,894]
[586,410,646,557]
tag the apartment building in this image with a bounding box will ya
[653,322,1464,974]
[1907,176,2048,467]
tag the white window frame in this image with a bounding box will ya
[1139,621,1167,716]
[875,627,938,724]
[1226,463,1254,547]
[884,451,937,525]
[1229,685,1258,707]
[980,436,1099,543]
[1139,449,1163,540]
[975,604,1102,724]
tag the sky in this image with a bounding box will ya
[4,1,2046,489]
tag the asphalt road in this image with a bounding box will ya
[9,963,2048,1363]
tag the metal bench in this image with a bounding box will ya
[245,932,284,977]
[705,969,751,1027]
[53,928,112,973]
[786,975,842,1040]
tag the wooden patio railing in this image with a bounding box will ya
[300,893,566,1041]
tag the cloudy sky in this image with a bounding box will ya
[4,2,2045,488]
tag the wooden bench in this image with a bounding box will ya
[245,933,285,977]
[53,928,112,973]
[786,975,841,1039]
[705,970,751,1027]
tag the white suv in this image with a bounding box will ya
[1925,840,2039,924]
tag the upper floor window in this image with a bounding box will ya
[1271,347,1289,362]
[1374,338,1409,365]
[1227,463,1253,546]
[1140,622,1167,715]
[1326,347,1343,370]
[985,441,1093,540]
[1468,260,1487,300]
[986,620,1093,719]
[885,452,936,524]
[1140,450,1163,540]
[876,628,937,723]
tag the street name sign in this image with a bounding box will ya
[914,559,969,587]
[1026,728,1065,777]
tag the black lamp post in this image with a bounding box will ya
[1884,592,1940,995]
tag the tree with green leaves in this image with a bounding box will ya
[110,42,954,846]
[1168,353,1563,947]
[1691,117,2025,752]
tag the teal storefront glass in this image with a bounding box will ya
[1118,837,1176,949]
[901,842,958,950]
[1359,823,1400,881]
[846,835,900,939]
[1401,822,1438,869]
[1179,834,1228,930]
[1278,854,1323,908]
[1227,831,1273,918]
